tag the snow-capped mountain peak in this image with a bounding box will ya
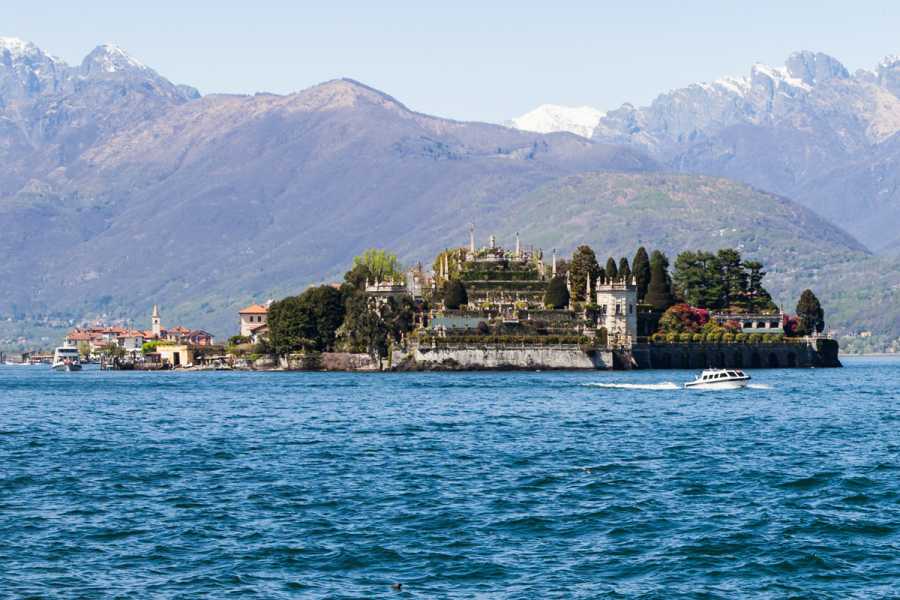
[509,104,605,138]
[81,44,148,75]
[0,36,44,60]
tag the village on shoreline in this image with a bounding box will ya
[7,229,840,371]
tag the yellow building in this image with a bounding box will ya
[156,344,194,368]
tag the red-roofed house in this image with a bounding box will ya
[239,303,269,337]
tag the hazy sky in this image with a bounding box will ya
[8,1,900,122]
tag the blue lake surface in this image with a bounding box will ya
[1,357,899,598]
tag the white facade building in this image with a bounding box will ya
[595,278,638,346]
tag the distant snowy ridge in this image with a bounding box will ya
[509,104,605,138]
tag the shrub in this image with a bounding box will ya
[666,332,678,343]
[722,333,735,343]
[705,331,721,343]
[679,332,693,343]
[652,332,667,343]
[748,333,762,344]
[544,276,570,309]
[692,333,704,343]
[735,333,748,343]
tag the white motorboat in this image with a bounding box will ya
[684,368,750,389]
[51,346,82,372]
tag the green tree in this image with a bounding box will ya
[302,285,346,351]
[605,257,618,281]
[343,262,373,290]
[743,260,775,311]
[618,257,631,283]
[443,280,468,309]
[632,247,651,302]
[645,250,675,311]
[267,286,346,355]
[796,289,825,335]
[569,245,601,301]
[345,249,402,289]
[716,248,747,307]
[267,296,317,356]
[342,293,390,358]
[544,276,570,309]
[673,250,723,308]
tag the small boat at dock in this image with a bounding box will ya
[51,346,82,372]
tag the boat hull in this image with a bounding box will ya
[684,379,748,390]
[52,363,83,372]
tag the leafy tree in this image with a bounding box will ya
[645,250,674,311]
[345,249,402,289]
[716,248,747,307]
[605,257,618,281]
[303,285,346,351]
[632,247,651,302]
[618,257,631,284]
[796,289,825,335]
[354,249,402,281]
[343,262,373,290]
[673,250,723,308]
[744,260,765,296]
[443,280,468,309]
[268,286,346,355]
[383,295,417,342]
[544,276,570,309]
[267,296,316,356]
[742,259,775,311]
[97,344,126,361]
[342,293,390,358]
[569,245,601,301]
[340,293,416,358]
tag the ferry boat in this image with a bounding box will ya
[684,368,750,389]
[51,346,82,372]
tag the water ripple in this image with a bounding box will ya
[1,358,899,597]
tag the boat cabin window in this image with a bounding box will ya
[727,371,738,377]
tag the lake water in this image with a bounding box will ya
[1,358,899,598]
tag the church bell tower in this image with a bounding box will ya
[151,304,161,337]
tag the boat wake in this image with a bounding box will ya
[583,382,680,391]
[747,383,772,390]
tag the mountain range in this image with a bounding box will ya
[512,51,900,254]
[1,38,897,347]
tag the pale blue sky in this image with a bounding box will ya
[9,1,900,122]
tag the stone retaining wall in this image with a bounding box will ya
[633,340,841,369]
[404,345,613,370]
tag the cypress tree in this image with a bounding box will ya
[632,247,651,302]
[796,289,825,335]
[618,257,631,283]
[544,276,570,309]
[605,257,618,281]
[646,250,674,311]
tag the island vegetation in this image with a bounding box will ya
[250,237,830,369]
